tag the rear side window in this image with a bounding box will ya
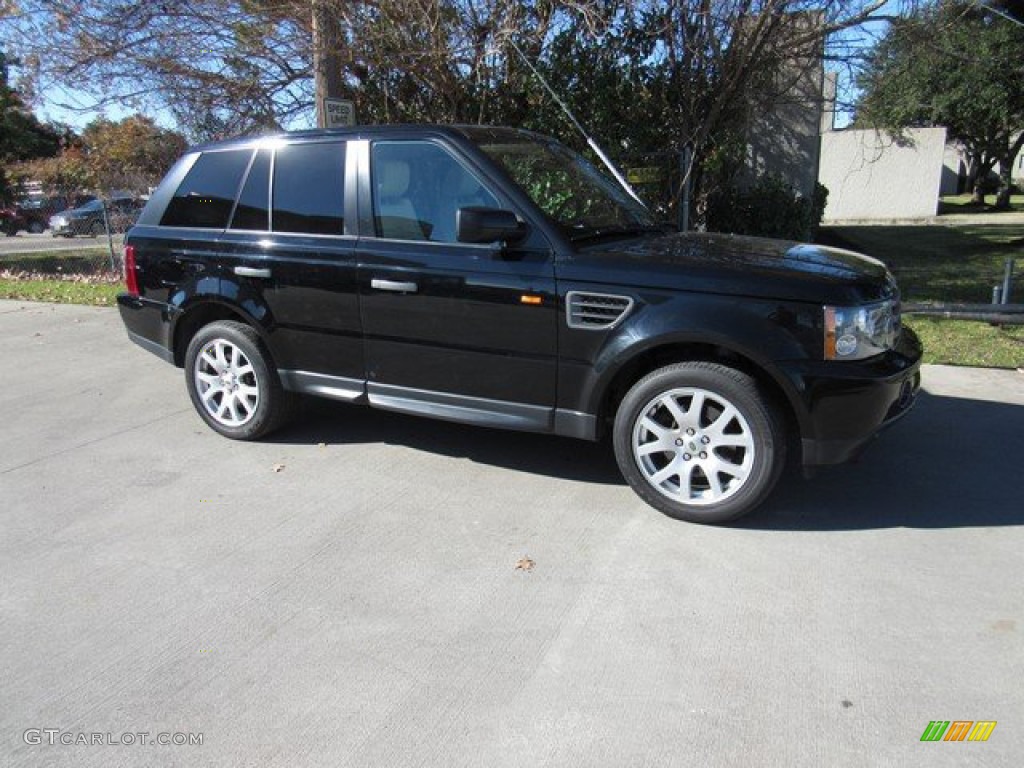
[272,142,345,235]
[161,150,252,229]
[229,150,271,231]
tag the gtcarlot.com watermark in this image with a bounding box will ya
[24,728,203,747]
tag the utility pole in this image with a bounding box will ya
[312,0,344,128]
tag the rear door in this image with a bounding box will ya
[355,137,558,429]
[217,140,364,395]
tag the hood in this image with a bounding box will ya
[558,231,896,305]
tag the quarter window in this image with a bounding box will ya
[272,142,346,235]
[161,150,252,229]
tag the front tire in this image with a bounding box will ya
[184,321,293,440]
[613,362,785,524]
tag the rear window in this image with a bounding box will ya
[272,142,346,235]
[161,150,253,229]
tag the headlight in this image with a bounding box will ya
[50,216,66,226]
[824,298,900,360]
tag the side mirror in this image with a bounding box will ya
[456,207,527,245]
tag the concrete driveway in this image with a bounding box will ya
[1,300,1022,767]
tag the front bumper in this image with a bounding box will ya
[50,218,77,236]
[785,327,923,466]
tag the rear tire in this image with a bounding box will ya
[613,361,785,524]
[184,321,294,440]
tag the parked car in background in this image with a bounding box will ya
[1,204,27,236]
[17,194,96,234]
[50,197,144,237]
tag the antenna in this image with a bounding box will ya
[508,40,646,207]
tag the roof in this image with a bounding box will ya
[189,124,546,154]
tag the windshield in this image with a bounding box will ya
[471,133,661,242]
[77,200,104,212]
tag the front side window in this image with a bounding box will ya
[161,149,253,229]
[371,141,499,243]
[272,142,346,235]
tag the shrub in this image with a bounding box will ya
[707,176,828,242]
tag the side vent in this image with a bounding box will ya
[566,291,634,330]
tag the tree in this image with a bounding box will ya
[12,114,186,194]
[3,1,897,223]
[0,50,63,199]
[80,115,187,191]
[9,147,97,197]
[856,1,1024,208]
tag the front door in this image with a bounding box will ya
[356,138,558,430]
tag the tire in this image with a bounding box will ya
[184,321,294,440]
[89,221,104,237]
[27,220,44,234]
[613,362,785,524]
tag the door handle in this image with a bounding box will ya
[234,266,272,279]
[371,278,418,293]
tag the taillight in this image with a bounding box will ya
[124,244,139,296]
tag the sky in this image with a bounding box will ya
[31,84,176,133]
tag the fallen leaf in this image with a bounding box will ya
[272,463,286,473]
[515,557,535,572]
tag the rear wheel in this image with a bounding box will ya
[184,321,293,440]
[613,362,785,524]
[27,220,44,234]
[89,220,104,237]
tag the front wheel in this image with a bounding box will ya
[184,321,293,440]
[613,362,785,524]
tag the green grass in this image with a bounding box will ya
[906,317,1024,369]
[0,278,121,306]
[938,194,1024,213]
[818,220,1024,367]
[818,222,1023,304]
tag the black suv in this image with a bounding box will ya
[117,126,921,523]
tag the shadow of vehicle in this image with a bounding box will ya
[267,389,1022,529]
[745,390,1024,530]
[270,398,624,486]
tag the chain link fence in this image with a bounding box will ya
[1,187,141,289]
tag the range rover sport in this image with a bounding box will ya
[117,125,922,524]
